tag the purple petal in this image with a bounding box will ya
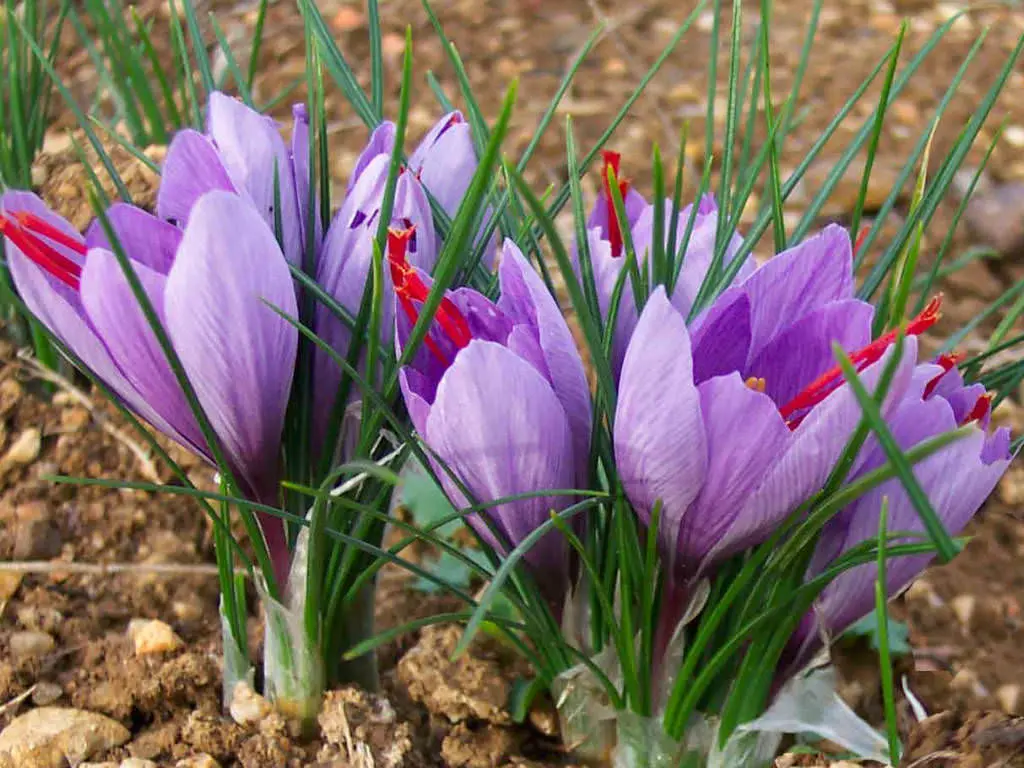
[157,129,235,226]
[164,190,297,502]
[497,241,592,479]
[393,171,438,272]
[426,339,575,581]
[748,299,875,406]
[349,122,396,192]
[206,93,302,266]
[79,248,205,454]
[587,186,647,237]
[681,373,791,569]
[410,113,476,221]
[690,290,752,385]
[738,224,855,361]
[85,203,182,275]
[711,336,920,563]
[668,205,748,320]
[615,287,708,557]
[290,103,322,255]
[819,421,1010,639]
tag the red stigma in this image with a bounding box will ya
[854,226,870,256]
[387,227,471,364]
[778,295,944,427]
[601,150,630,259]
[923,351,964,399]
[963,393,992,425]
[0,212,84,290]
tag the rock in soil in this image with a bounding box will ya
[128,618,184,656]
[903,710,1024,766]
[9,630,55,663]
[318,686,417,768]
[441,722,520,768]
[0,707,130,768]
[398,624,528,725]
[174,755,221,768]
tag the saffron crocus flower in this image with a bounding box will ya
[575,151,754,376]
[158,92,314,266]
[354,112,496,266]
[392,230,591,600]
[781,358,1013,673]
[614,226,937,578]
[312,124,438,444]
[0,190,298,582]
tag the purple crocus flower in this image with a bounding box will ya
[391,230,591,602]
[0,190,298,583]
[311,124,438,448]
[614,226,942,579]
[782,358,1012,674]
[576,151,755,376]
[356,112,496,266]
[158,92,314,266]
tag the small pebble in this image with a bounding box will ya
[0,707,129,767]
[1005,125,1024,148]
[230,682,273,726]
[175,755,221,768]
[950,594,976,628]
[998,683,1022,714]
[0,428,42,475]
[10,630,55,662]
[31,681,63,706]
[128,619,184,656]
[0,572,23,602]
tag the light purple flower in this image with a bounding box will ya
[614,283,921,579]
[311,124,438,445]
[361,112,497,267]
[158,92,312,267]
[575,151,755,375]
[392,233,591,600]
[0,190,298,582]
[782,360,1012,673]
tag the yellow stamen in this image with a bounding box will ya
[745,376,766,393]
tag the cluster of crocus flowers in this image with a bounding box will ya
[0,93,488,587]
[390,228,591,608]
[396,146,1014,714]
[611,220,1012,674]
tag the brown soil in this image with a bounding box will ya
[3,0,1024,765]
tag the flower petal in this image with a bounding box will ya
[713,336,919,563]
[689,290,752,385]
[164,190,297,501]
[498,240,592,479]
[349,122,396,192]
[738,224,854,360]
[79,248,205,453]
[426,339,575,581]
[681,373,791,569]
[290,103,322,254]
[615,287,708,555]
[85,203,182,275]
[747,298,875,405]
[206,92,302,266]
[819,419,1010,639]
[157,129,235,226]
[410,112,475,220]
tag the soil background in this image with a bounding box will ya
[3,0,1024,765]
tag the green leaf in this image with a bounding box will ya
[845,611,911,656]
